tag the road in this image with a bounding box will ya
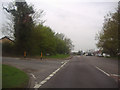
[2,56,119,88]
[40,56,118,88]
[2,57,65,88]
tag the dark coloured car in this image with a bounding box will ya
[86,53,92,56]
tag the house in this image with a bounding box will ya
[0,36,14,44]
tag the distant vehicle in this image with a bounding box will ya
[96,54,103,57]
[103,53,110,57]
[117,53,120,55]
[46,53,50,56]
[86,53,92,56]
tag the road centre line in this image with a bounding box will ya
[95,66,110,76]
[34,84,41,88]
[49,74,54,77]
[34,60,69,88]
[45,76,51,80]
[40,80,47,84]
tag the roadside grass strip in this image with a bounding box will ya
[43,54,70,59]
[2,64,29,88]
[34,60,69,88]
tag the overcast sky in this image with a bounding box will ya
[0,0,119,52]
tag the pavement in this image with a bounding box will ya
[2,56,119,88]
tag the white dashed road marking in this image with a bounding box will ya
[34,60,69,88]
[49,74,54,77]
[30,73,36,79]
[40,81,47,85]
[45,77,51,80]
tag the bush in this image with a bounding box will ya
[2,42,15,56]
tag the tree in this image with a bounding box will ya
[96,9,118,56]
[64,38,74,53]
[55,33,74,54]
[3,0,36,55]
[2,2,15,39]
[2,0,73,56]
[31,24,57,55]
[118,1,120,55]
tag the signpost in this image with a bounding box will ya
[41,52,42,60]
[24,51,26,58]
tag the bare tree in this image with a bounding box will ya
[2,2,15,39]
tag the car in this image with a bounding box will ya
[86,53,92,56]
[103,53,110,57]
[97,54,103,57]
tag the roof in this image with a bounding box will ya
[0,36,14,43]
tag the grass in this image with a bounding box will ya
[2,64,29,88]
[3,54,71,60]
[43,54,70,59]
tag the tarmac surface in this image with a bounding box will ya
[2,56,119,88]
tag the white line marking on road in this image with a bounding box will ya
[40,80,47,85]
[95,66,110,76]
[30,73,36,79]
[49,74,54,77]
[34,84,41,88]
[110,74,120,77]
[53,71,57,74]
[56,68,60,71]
[34,60,69,88]
[45,76,51,80]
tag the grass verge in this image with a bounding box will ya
[43,54,70,59]
[2,64,29,88]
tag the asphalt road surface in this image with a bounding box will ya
[2,56,119,88]
[40,56,118,88]
[2,57,64,88]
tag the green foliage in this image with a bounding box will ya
[118,1,120,57]
[30,24,56,55]
[55,33,73,54]
[3,1,35,55]
[2,64,29,88]
[3,0,74,56]
[96,9,119,56]
[30,24,73,55]
[2,42,15,55]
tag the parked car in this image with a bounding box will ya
[103,53,110,57]
[86,53,92,56]
[97,54,103,57]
